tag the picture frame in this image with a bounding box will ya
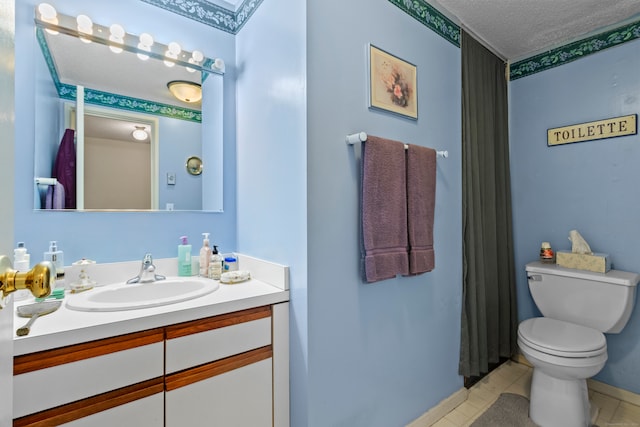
[368,44,418,120]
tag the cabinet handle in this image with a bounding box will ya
[165,345,272,391]
[166,305,271,339]
[14,377,164,427]
[14,328,165,375]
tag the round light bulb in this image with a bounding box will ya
[212,58,225,71]
[110,24,125,38]
[139,33,154,47]
[76,14,92,31]
[38,3,57,20]
[168,42,181,55]
[137,33,153,61]
[38,3,58,34]
[191,50,204,62]
[76,14,93,43]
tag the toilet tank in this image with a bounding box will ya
[526,261,640,333]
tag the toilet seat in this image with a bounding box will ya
[518,317,606,358]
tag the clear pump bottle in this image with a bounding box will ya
[208,245,223,280]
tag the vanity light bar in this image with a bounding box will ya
[34,4,225,75]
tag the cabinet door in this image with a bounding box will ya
[166,350,273,427]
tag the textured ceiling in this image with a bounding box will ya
[429,0,640,60]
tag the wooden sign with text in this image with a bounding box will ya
[547,114,637,146]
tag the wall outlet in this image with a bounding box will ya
[166,203,174,211]
[167,173,176,185]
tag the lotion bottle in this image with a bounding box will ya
[14,242,30,272]
[44,241,64,279]
[178,236,192,276]
[13,242,31,301]
[208,245,223,280]
[199,233,212,276]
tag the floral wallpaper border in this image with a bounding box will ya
[36,28,202,123]
[388,0,460,47]
[388,1,640,80]
[57,84,202,122]
[510,19,640,80]
[141,0,263,34]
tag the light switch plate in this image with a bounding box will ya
[167,173,176,185]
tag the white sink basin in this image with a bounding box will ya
[66,277,220,312]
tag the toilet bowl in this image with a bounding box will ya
[519,262,639,427]
[518,317,607,427]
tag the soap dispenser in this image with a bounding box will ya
[199,233,212,277]
[208,245,223,280]
[178,236,192,277]
[44,241,64,279]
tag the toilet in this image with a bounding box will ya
[518,261,639,427]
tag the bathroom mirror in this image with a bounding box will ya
[33,8,224,212]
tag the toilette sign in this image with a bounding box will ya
[547,114,637,146]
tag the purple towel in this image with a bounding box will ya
[45,182,66,210]
[52,129,76,209]
[406,145,436,274]
[362,136,409,283]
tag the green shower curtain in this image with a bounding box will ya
[458,31,518,378]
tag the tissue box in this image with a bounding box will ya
[555,250,611,273]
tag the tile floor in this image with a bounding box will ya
[431,360,640,427]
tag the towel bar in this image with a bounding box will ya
[346,132,448,158]
[34,177,59,186]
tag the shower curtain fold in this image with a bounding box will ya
[459,31,518,378]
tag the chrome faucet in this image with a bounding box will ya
[127,253,166,284]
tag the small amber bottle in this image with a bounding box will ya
[540,242,555,263]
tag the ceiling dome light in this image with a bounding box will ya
[132,126,148,141]
[38,3,59,34]
[167,80,202,103]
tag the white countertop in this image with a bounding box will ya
[13,254,290,356]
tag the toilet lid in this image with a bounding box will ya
[518,318,606,358]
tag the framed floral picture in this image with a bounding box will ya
[368,44,418,120]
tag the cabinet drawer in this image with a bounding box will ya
[14,378,164,427]
[14,329,164,419]
[165,306,272,373]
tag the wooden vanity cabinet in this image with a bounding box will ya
[13,303,290,427]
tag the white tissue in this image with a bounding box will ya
[568,230,593,255]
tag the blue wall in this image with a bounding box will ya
[237,0,462,425]
[305,1,463,425]
[510,39,640,393]
[14,0,238,262]
[234,0,309,424]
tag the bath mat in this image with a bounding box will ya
[470,393,539,427]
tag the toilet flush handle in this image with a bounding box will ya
[528,274,542,281]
